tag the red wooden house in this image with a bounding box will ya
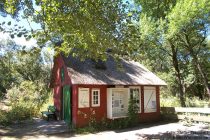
[51,54,166,128]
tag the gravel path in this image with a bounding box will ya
[1,122,209,140]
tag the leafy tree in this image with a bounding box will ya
[0,0,134,60]
[0,40,51,123]
[13,48,50,83]
[0,39,50,99]
[167,0,210,97]
[134,0,210,106]
[0,39,20,95]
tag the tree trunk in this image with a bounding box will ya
[188,47,210,99]
[183,34,210,99]
[170,42,186,107]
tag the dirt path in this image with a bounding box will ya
[1,121,209,140]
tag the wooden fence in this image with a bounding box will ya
[161,107,210,123]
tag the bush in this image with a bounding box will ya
[160,93,209,107]
[3,80,50,123]
[0,111,10,125]
[76,98,140,133]
[185,97,209,107]
[127,98,139,127]
[160,95,181,107]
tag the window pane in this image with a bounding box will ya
[92,89,100,107]
[130,87,141,112]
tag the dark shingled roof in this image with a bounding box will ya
[63,56,167,85]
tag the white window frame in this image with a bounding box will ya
[129,86,141,113]
[107,88,129,119]
[91,89,100,107]
[78,88,90,108]
[144,86,157,113]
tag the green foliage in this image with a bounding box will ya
[127,98,139,126]
[0,107,34,126]
[0,81,50,126]
[6,80,50,118]
[107,118,129,129]
[185,97,209,107]
[0,111,10,125]
[0,39,51,125]
[133,0,210,106]
[160,94,181,107]
[0,39,20,96]
[76,99,139,133]
[76,117,131,134]
[7,81,49,108]
[167,0,210,38]
[0,40,50,98]
[0,0,135,60]
[76,126,96,134]
[160,94,209,107]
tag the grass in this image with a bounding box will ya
[160,96,181,107]
[76,127,97,134]
[160,95,209,107]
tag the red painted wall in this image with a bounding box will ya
[52,54,71,119]
[73,85,161,127]
[73,85,107,128]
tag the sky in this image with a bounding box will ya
[0,14,54,65]
[0,12,40,47]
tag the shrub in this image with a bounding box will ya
[160,95,181,107]
[76,98,140,133]
[160,94,209,107]
[0,111,10,125]
[127,98,139,127]
[185,97,209,107]
[4,80,50,123]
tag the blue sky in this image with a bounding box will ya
[0,13,53,65]
[0,2,41,47]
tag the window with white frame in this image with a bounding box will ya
[112,89,128,117]
[91,89,100,107]
[144,86,157,113]
[78,88,89,108]
[129,87,141,112]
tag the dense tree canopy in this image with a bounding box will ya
[134,0,210,106]
[0,0,135,60]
